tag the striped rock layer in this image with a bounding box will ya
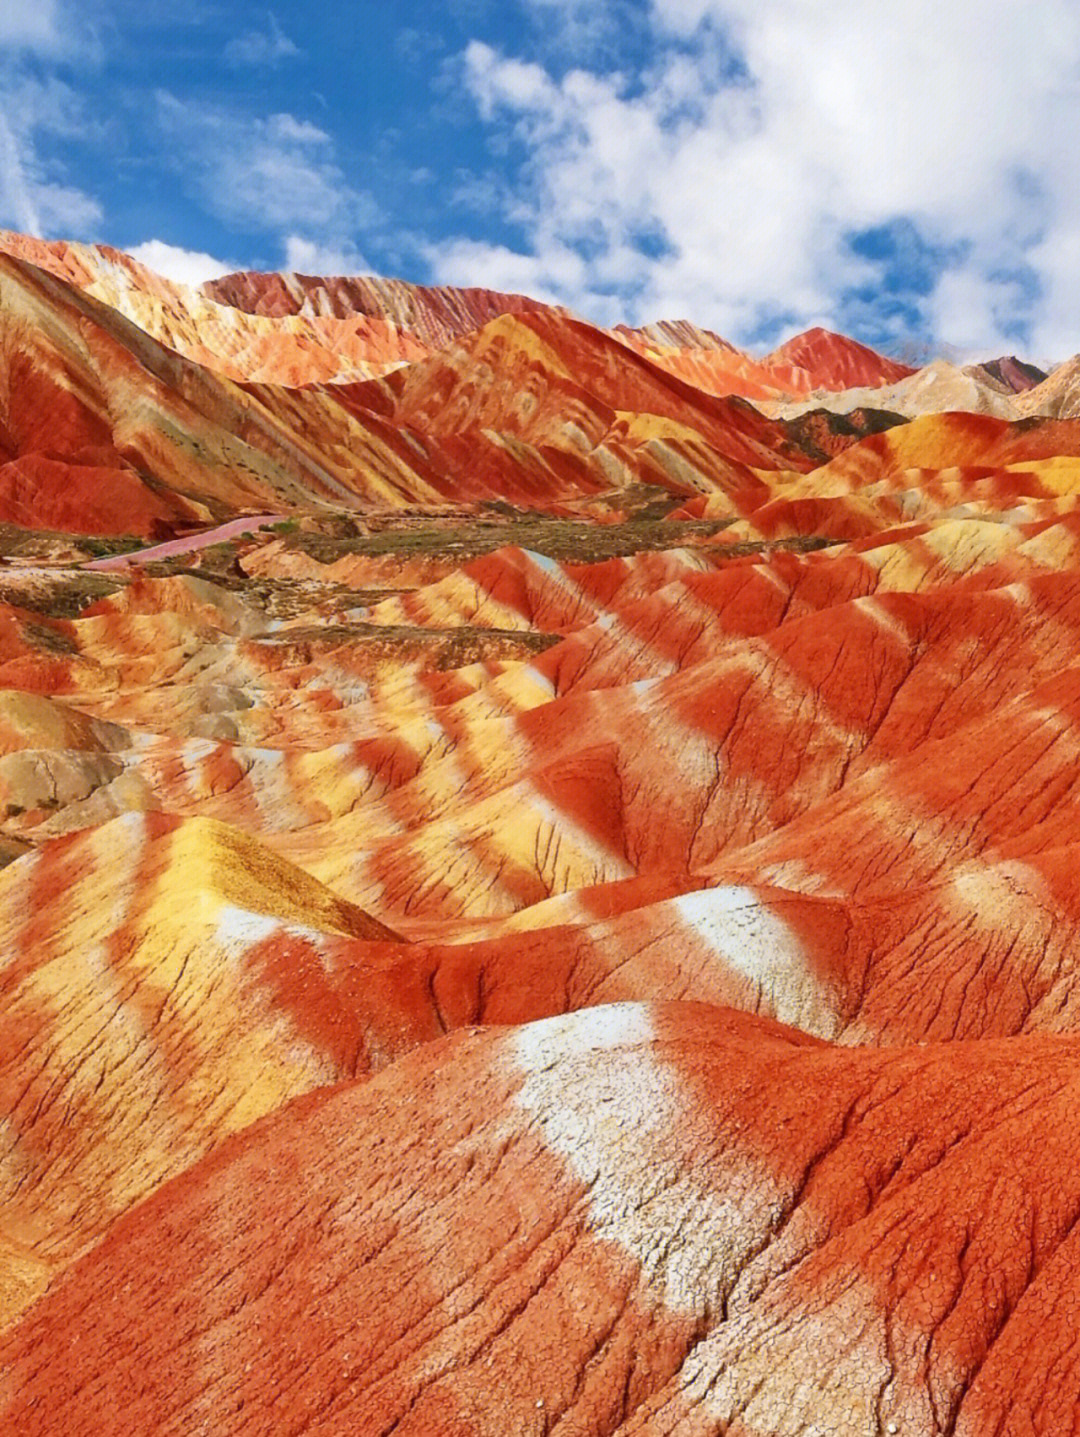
[3,234,1080,1431]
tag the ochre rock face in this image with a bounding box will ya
[7,232,1080,1430]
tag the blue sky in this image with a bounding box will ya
[3,0,1080,358]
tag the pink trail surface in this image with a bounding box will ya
[82,515,289,571]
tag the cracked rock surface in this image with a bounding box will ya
[4,236,1080,1432]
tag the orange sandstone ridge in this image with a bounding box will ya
[4,231,1080,1431]
[1,230,915,400]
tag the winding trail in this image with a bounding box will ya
[83,515,289,571]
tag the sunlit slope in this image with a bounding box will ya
[203,264,914,399]
[5,236,1080,1432]
[0,810,395,1324]
[6,1004,1080,1435]
[2,252,900,535]
[0,232,428,384]
[0,253,460,531]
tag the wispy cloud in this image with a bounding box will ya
[0,0,64,55]
[0,72,102,237]
[224,12,300,69]
[0,1,104,237]
[520,0,648,67]
[155,93,378,260]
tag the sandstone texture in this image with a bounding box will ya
[2,233,1080,1433]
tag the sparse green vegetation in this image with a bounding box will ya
[77,535,145,558]
[282,516,838,568]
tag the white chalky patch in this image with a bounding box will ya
[514,1004,786,1315]
[115,809,149,840]
[1002,579,1032,606]
[519,664,556,697]
[180,738,221,763]
[213,906,285,954]
[524,550,563,580]
[305,670,371,702]
[208,906,341,1080]
[214,904,341,974]
[950,859,1049,922]
[107,816,149,923]
[124,729,159,753]
[672,887,841,1039]
[520,549,623,633]
[759,564,791,593]
[424,717,457,753]
[630,676,660,696]
[243,748,314,830]
[685,1270,928,1436]
[853,594,911,643]
[755,857,834,895]
[517,1003,655,1063]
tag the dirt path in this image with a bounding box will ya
[83,515,288,571]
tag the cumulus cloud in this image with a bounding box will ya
[283,235,369,275]
[127,239,234,287]
[224,13,300,68]
[427,0,1080,353]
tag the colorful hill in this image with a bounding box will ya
[0,231,428,385]
[4,232,1080,1431]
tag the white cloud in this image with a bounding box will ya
[427,1,1080,353]
[224,12,300,68]
[283,235,369,275]
[0,76,101,237]
[1025,228,1080,362]
[0,0,63,55]
[0,0,101,64]
[924,268,1027,362]
[420,235,584,308]
[155,93,377,255]
[0,0,104,239]
[126,239,234,287]
[521,0,647,67]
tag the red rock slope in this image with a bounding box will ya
[204,267,911,400]
[6,1004,1080,1434]
[0,231,915,402]
[4,234,1080,1432]
[765,324,916,390]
